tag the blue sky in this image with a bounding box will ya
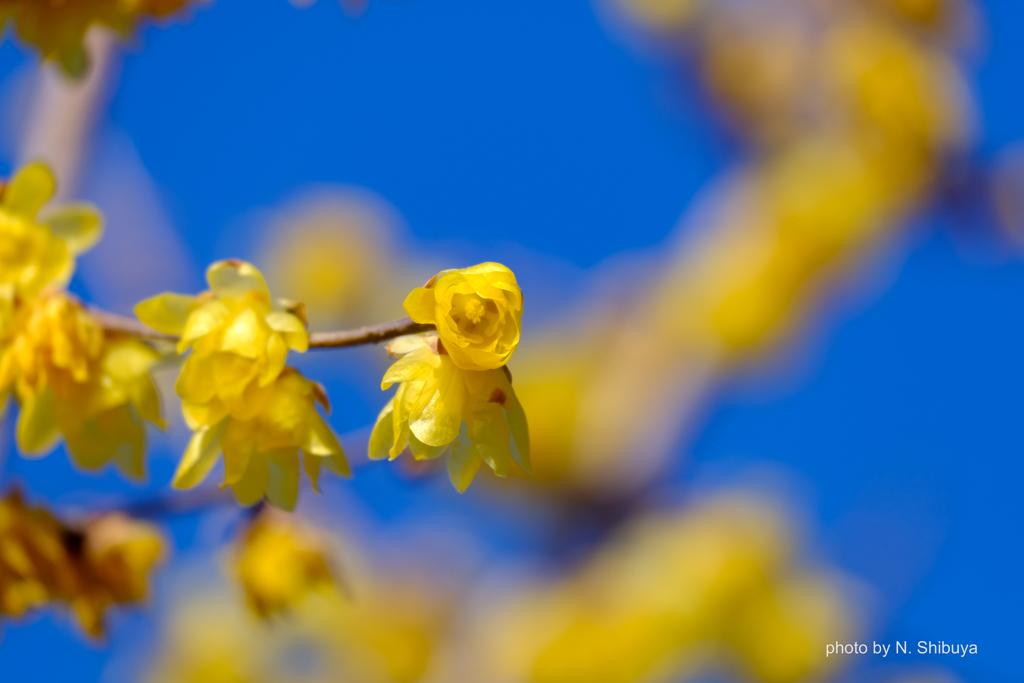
[0,0,1022,680]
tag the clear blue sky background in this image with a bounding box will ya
[0,0,1022,680]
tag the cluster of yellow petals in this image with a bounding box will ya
[0,490,165,637]
[0,0,194,76]
[371,330,530,493]
[235,511,337,618]
[136,260,348,510]
[403,262,523,371]
[0,291,164,477]
[0,162,162,477]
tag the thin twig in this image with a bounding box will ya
[91,308,434,349]
[308,318,434,348]
[116,485,235,519]
[89,308,178,341]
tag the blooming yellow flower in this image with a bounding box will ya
[0,291,164,478]
[136,259,309,426]
[0,161,102,299]
[403,262,523,371]
[369,333,530,492]
[0,0,194,76]
[236,511,337,618]
[137,260,345,509]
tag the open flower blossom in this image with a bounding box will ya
[136,260,348,509]
[403,262,522,371]
[0,0,194,76]
[236,510,338,618]
[0,291,164,478]
[0,490,165,638]
[0,162,102,299]
[370,333,530,492]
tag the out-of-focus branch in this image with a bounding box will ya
[91,307,434,349]
[20,28,120,201]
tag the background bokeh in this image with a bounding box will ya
[0,0,1021,680]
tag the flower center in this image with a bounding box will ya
[464,297,486,325]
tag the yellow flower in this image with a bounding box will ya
[403,262,523,371]
[136,259,309,426]
[0,162,102,299]
[369,333,530,492]
[138,259,342,509]
[171,367,349,510]
[0,0,194,76]
[0,490,165,638]
[0,291,164,478]
[236,511,337,618]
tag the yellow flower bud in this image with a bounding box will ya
[0,162,102,299]
[403,262,523,371]
[369,333,530,492]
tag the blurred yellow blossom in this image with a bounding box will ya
[236,510,337,618]
[137,260,347,509]
[370,333,530,492]
[0,161,102,299]
[0,291,164,478]
[403,262,522,372]
[146,550,445,683]
[0,0,195,76]
[467,495,857,683]
[0,490,165,638]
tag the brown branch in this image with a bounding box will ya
[308,318,434,348]
[89,307,178,341]
[90,308,434,349]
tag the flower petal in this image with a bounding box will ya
[265,311,309,352]
[408,361,464,447]
[408,432,447,461]
[42,203,103,254]
[447,423,481,493]
[207,260,270,300]
[304,452,322,493]
[16,388,60,456]
[403,287,437,324]
[231,454,269,506]
[381,346,438,389]
[503,388,532,474]
[468,403,511,477]
[4,162,55,218]
[172,419,227,489]
[266,449,300,511]
[135,293,197,335]
[179,300,230,353]
[303,413,345,459]
[368,399,395,461]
